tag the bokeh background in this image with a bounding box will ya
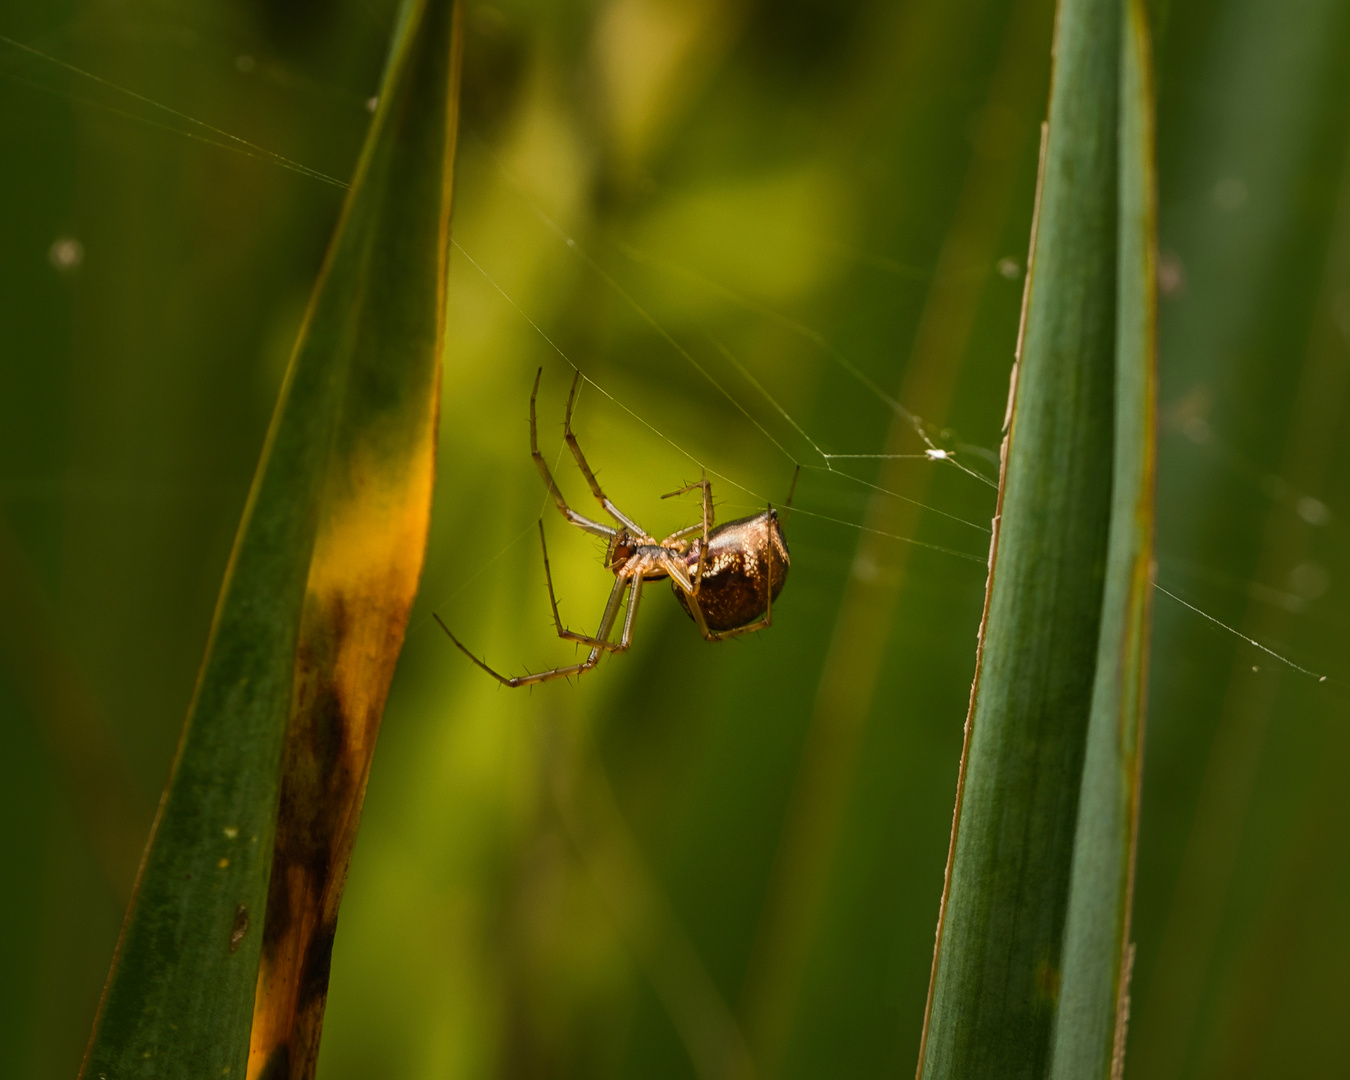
[4,0,1350,1077]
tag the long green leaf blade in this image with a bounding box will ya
[916,0,1130,1073]
[1049,1,1157,1074]
[78,3,460,1076]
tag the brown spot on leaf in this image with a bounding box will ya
[299,920,337,1009]
[255,1045,290,1080]
[230,904,250,953]
[1034,958,1061,1003]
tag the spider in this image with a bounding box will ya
[435,369,792,687]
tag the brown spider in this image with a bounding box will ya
[435,369,791,687]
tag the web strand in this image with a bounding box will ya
[457,149,999,535]
[706,340,997,519]
[615,238,930,436]
[449,238,992,555]
[709,338,829,461]
[0,34,351,189]
[1154,583,1326,681]
[449,241,765,507]
[627,249,1000,490]
[472,154,1000,490]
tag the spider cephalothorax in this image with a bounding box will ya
[604,529,647,573]
[435,369,792,687]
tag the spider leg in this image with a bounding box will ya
[433,613,525,685]
[702,610,772,640]
[661,551,694,594]
[531,369,616,540]
[662,523,704,543]
[536,520,627,650]
[660,469,712,593]
[692,587,773,641]
[661,551,718,641]
[435,571,638,687]
[618,572,643,650]
[562,371,651,537]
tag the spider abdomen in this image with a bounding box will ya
[673,510,789,633]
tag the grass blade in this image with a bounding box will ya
[78,2,462,1077]
[916,0,1156,1072]
[1049,1,1156,1074]
[245,2,463,1078]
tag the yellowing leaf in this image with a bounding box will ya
[79,2,462,1078]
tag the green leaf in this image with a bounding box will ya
[247,2,463,1076]
[916,0,1156,1075]
[78,2,462,1077]
[1049,1,1156,1074]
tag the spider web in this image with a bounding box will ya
[429,136,1325,682]
[0,24,1322,681]
[0,28,995,639]
[2,11,1342,1080]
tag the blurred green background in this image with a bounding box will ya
[3,0,1350,1077]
